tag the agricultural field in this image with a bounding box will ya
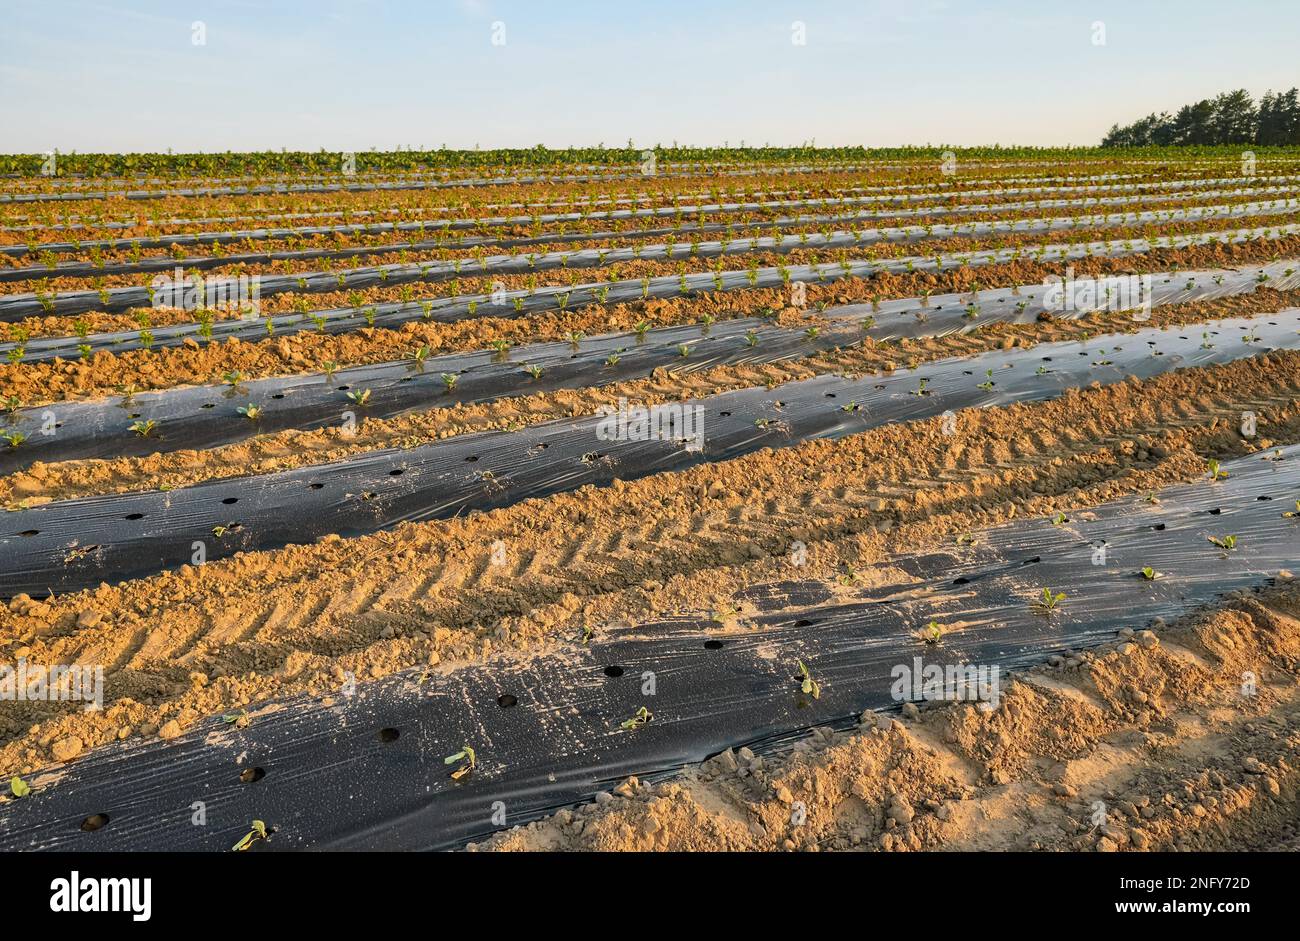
[1,145,1299,864]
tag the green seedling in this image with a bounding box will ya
[579,624,595,645]
[796,660,821,699]
[1050,512,1069,526]
[677,344,691,358]
[712,603,738,624]
[1206,459,1229,482]
[322,360,339,381]
[1139,566,1161,581]
[977,369,995,391]
[1282,500,1300,519]
[347,388,372,407]
[1208,534,1237,550]
[222,709,250,728]
[9,775,30,798]
[237,404,261,421]
[605,352,621,367]
[489,338,511,356]
[2,431,24,449]
[621,706,654,731]
[129,419,157,437]
[232,819,269,852]
[1034,587,1066,613]
[921,621,943,645]
[840,400,860,412]
[911,378,930,396]
[744,330,759,347]
[221,370,243,388]
[803,326,820,341]
[441,372,459,392]
[632,319,651,340]
[523,364,544,379]
[1,395,21,414]
[444,744,477,780]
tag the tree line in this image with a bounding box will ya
[1102,88,1300,147]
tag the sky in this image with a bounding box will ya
[1,0,1297,154]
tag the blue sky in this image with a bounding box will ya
[1,0,1297,153]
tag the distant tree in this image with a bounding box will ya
[1101,88,1300,146]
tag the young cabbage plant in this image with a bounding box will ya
[796,660,821,699]
[232,819,269,852]
[621,706,654,731]
[1033,587,1066,613]
[444,745,477,779]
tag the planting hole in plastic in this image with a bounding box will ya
[239,767,266,783]
[496,694,518,708]
[125,513,144,521]
[378,728,400,743]
[604,665,625,678]
[703,639,725,650]
[80,813,110,832]
[222,497,238,505]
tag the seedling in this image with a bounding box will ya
[620,706,654,731]
[489,338,510,357]
[232,819,269,852]
[408,345,433,368]
[796,660,821,699]
[1,431,24,448]
[840,400,860,412]
[921,621,943,645]
[322,361,339,381]
[911,378,930,396]
[1050,512,1069,526]
[579,624,595,644]
[1033,587,1066,613]
[444,744,477,779]
[677,344,692,358]
[803,326,820,341]
[605,352,621,367]
[2,395,21,414]
[632,319,651,340]
[1139,566,1162,581]
[1282,500,1300,519]
[129,419,157,437]
[441,373,459,392]
[222,709,250,728]
[744,330,759,347]
[523,364,544,379]
[237,404,262,421]
[1206,459,1229,482]
[977,369,995,391]
[9,775,30,798]
[221,370,243,388]
[1208,534,1237,550]
[347,388,372,407]
[712,603,738,624]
